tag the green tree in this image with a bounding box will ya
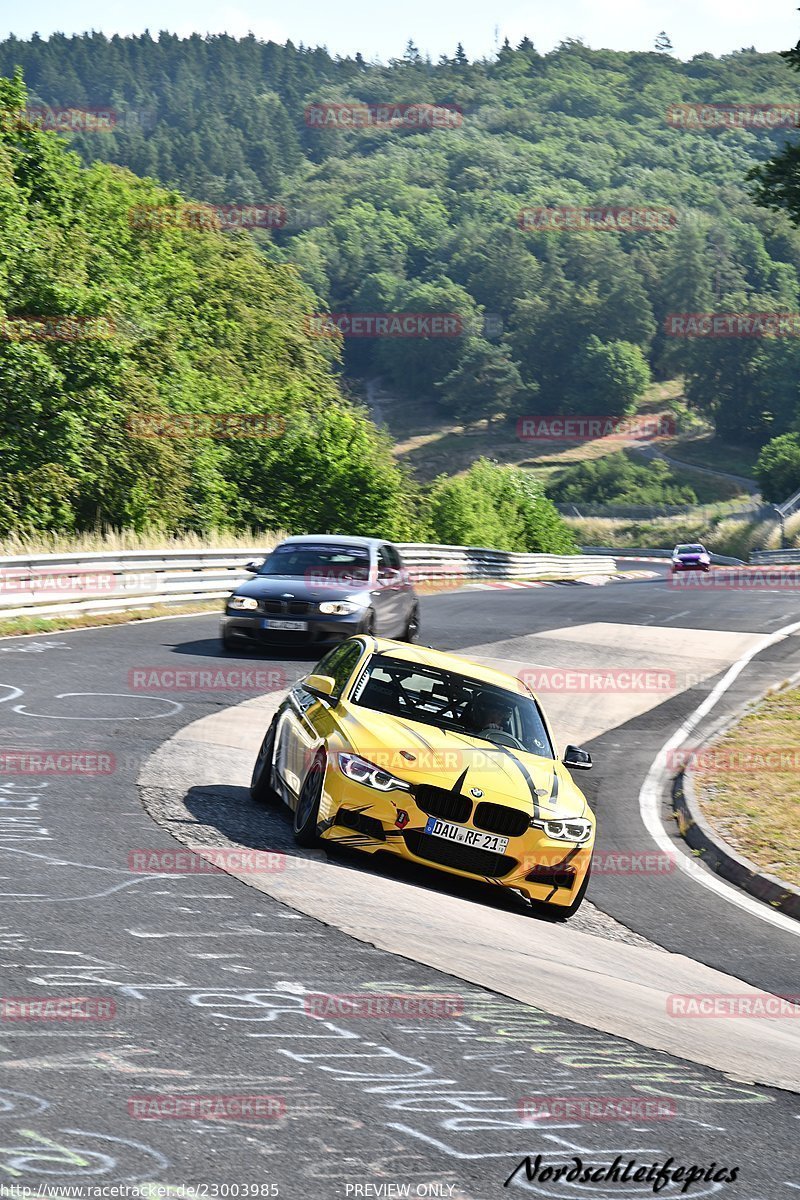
[436,337,526,424]
[756,433,800,502]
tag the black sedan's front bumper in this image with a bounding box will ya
[221,610,368,646]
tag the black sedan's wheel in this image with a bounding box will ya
[403,604,420,643]
[222,631,239,651]
[293,755,326,846]
[529,865,591,922]
[250,719,279,806]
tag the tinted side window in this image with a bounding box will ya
[328,642,364,697]
[313,641,353,681]
[384,544,402,570]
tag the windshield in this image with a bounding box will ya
[350,654,554,758]
[259,543,371,583]
[676,544,705,554]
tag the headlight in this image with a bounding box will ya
[229,595,258,611]
[531,816,593,843]
[319,601,361,615]
[338,753,410,792]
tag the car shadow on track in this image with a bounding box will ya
[181,782,570,924]
[169,637,323,663]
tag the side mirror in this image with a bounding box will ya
[563,744,592,771]
[244,559,263,573]
[304,673,336,699]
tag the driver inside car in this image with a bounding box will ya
[472,694,513,744]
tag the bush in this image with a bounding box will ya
[546,451,697,506]
[756,433,800,503]
[424,459,578,553]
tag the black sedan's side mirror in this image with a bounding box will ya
[244,559,263,573]
[563,744,592,771]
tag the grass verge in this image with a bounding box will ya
[691,684,800,888]
[0,601,223,640]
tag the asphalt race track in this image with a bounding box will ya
[1,562,799,1199]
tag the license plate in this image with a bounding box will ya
[424,817,509,854]
[263,619,308,631]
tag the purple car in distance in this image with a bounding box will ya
[671,543,711,573]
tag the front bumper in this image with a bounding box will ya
[316,769,593,908]
[672,561,710,571]
[221,609,368,646]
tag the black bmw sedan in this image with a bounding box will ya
[221,535,419,650]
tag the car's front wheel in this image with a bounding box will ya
[293,754,326,846]
[251,719,279,806]
[529,865,591,922]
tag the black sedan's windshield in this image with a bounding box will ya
[259,544,371,583]
[351,654,553,758]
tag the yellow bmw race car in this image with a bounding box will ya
[251,637,596,918]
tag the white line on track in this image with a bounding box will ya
[639,617,800,936]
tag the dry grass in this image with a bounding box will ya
[0,528,284,557]
[565,511,797,558]
[692,685,800,887]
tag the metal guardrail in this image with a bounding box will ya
[0,545,616,621]
[581,546,745,566]
[749,549,800,565]
[396,544,615,583]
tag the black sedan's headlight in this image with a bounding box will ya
[228,595,259,611]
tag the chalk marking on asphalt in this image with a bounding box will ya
[13,692,183,720]
[639,617,800,937]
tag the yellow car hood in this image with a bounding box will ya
[339,704,587,819]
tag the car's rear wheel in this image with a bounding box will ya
[251,719,279,806]
[293,754,326,846]
[403,604,420,643]
[529,865,591,922]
